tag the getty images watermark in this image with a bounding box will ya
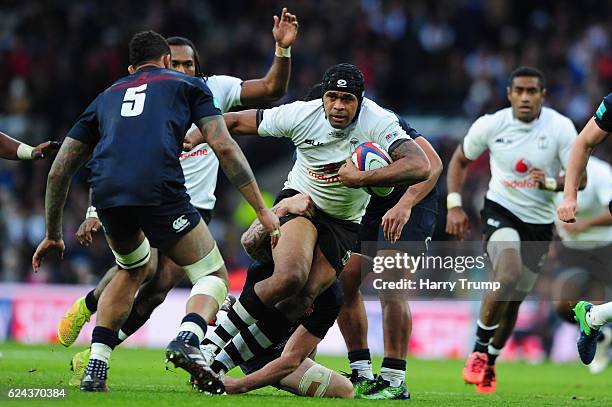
[355,240,600,301]
[370,251,500,292]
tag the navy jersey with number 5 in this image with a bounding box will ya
[67,67,221,209]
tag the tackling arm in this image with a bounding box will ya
[224,325,320,394]
[241,193,314,262]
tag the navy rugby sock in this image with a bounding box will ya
[177,313,208,347]
[84,290,98,313]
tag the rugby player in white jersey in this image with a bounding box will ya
[552,157,612,373]
[58,8,298,383]
[557,93,612,367]
[446,67,580,393]
[197,63,431,366]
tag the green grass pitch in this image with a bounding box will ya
[0,342,610,406]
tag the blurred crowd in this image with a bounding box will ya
[0,0,611,285]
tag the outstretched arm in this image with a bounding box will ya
[0,131,61,160]
[196,115,280,245]
[239,8,298,104]
[183,110,258,150]
[223,325,319,394]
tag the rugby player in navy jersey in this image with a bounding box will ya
[337,114,441,399]
[0,131,60,160]
[31,31,279,393]
[57,9,298,386]
[557,93,612,366]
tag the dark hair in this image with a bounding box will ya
[304,83,324,101]
[166,36,204,78]
[128,30,170,67]
[508,66,546,89]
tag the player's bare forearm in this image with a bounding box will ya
[360,139,431,187]
[447,145,473,194]
[229,350,302,393]
[223,110,259,135]
[563,119,607,200]
[397,137,443,207]
[240,57,290,104]
[0,131,22,159]
[231,326,317,393]
[45,137,91,239]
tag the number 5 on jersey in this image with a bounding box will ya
[121,84,147,117]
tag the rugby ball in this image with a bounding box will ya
[351,142,394,197]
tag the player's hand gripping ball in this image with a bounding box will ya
[351,142,394,197]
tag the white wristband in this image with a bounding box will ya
[17,143,34,160]
[447,192,462,209]
[86,206,99,219]
[275,44,291,58]
[544,177,558,191]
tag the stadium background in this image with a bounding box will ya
[0,0,611,361]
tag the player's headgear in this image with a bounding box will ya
[322,63,365,103]
[321,63,365,122]
[129,30,170,68]
[166,36,204,78]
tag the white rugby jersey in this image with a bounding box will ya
[180,75,243,210]
[555,157,612,248]
[463,107,577,224]
[258,98,412,222]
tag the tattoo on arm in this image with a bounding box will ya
[241,203,286,262]
[388,139,417,161]
[197,115,255,189]
[46,138,91,239]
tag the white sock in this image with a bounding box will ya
[118,330,128,342]
[350,360,374,380]
[90,342,112,364]
[587,302,612,330]
[380,367,404,387]
[180,321,205,343]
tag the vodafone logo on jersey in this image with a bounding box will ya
[180,148,209,159]
[512,158,532,176]
[502,158,538,189]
